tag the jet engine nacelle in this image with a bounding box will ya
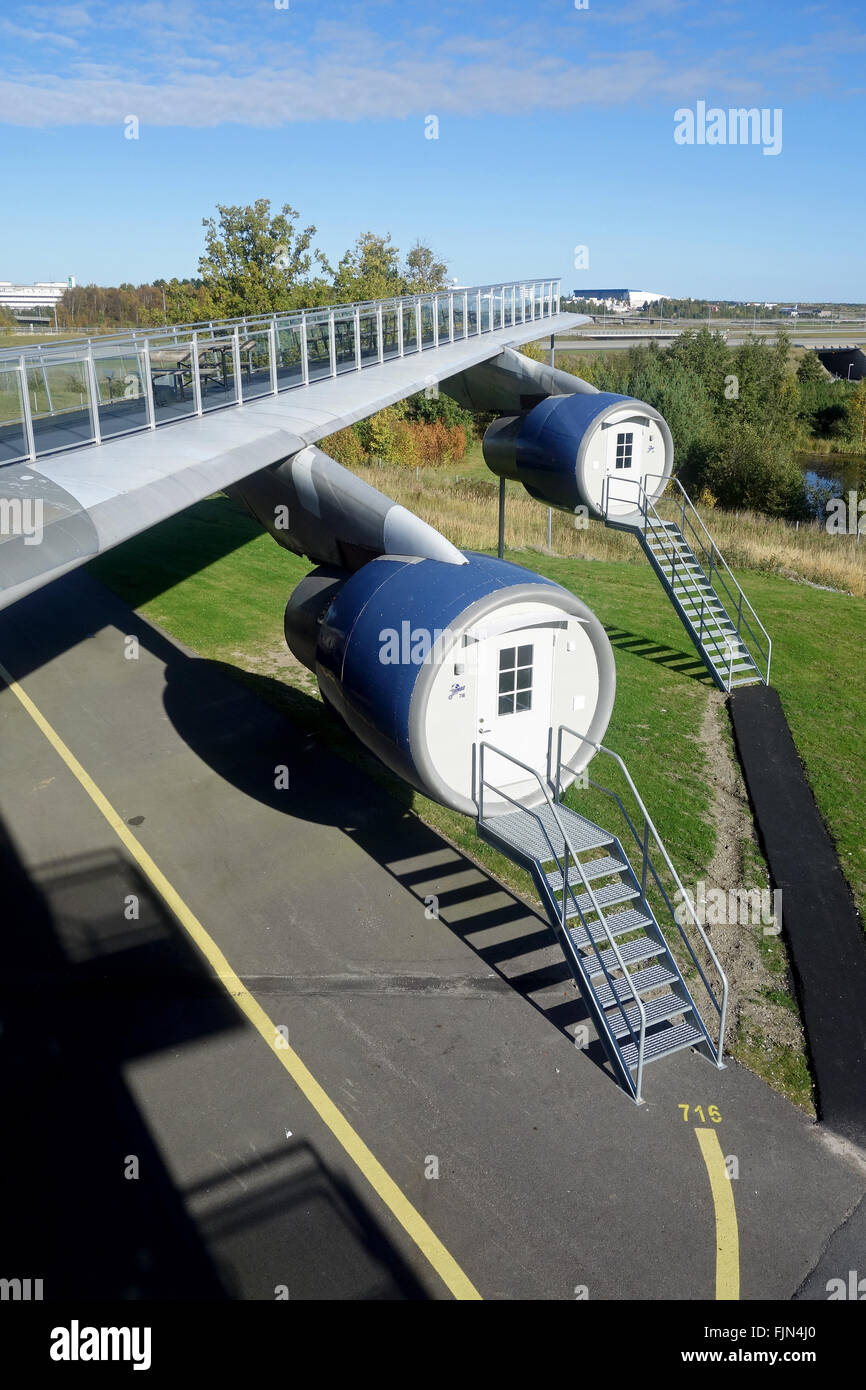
[285,552,616,817]
[482,391,673,521]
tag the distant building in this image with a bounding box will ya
[0,279,74,316]
[570,289,663,311]
[778,305,799,318]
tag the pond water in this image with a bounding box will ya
[797,452,866,516]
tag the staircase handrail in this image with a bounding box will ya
[478,742,648,1094]
[644,473,772,684]
[556,725,728,1063]
[605,473,734,670]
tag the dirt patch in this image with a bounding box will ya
[697,693,815,1113]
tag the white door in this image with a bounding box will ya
[476,628,555,795]
[601,418,644,515]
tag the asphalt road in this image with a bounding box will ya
[0,569,863,1300]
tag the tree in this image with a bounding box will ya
[796,350,826,384]
[197,199,325,317]
[329,232,407,303]
[404,241,448,293]
[847,378,866,446]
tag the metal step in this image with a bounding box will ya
[561,878,641,919]
[593,961,679,1008]
[619,1020,705,1069]
[545,852,628,892]
[568,904,654,950]
[579,932,667,978]
[485,802,613,861]
[607,990,694,1040]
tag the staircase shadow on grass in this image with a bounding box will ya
[603,624,713,685]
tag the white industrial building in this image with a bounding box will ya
[0,279,74,314]
[569,288,663,311]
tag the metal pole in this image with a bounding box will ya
[191,331,203,415]
[498,476,506,559]
[547,507,552,549]
[328,310,337,377]
[232,327,243,404]
[19,356,36,461]
[549,332,555,367]
[269,321,278,395]
[300,312,309,386]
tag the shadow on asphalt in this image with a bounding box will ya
[0,814,428,1299]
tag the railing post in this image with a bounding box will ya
[462,290,469,339]
[376,303,384,364]
[191,331,203,415]
[432,295,439,349]
[232,327,243,404]
[448,290,454,342]
[300,312,309,386]
[142,340,156,429]
[269,321,278,395]
[19,356,36,462]
[641,819,649,899]
[85,347,101,445]
[396,301,404,357]
[561,844,568,928]
[328,309,337,377]
[475,289,482,334]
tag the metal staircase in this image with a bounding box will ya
[477,727,728,1102]
[602,474,771,692]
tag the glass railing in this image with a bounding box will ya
[0,278,561,467]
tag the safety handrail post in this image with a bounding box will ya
[232,327,243,405]
[19,356,36,461]
[191,332,203,416]
[300,312,309,386]
[557,723,728,1063]
[479,736,647,1097]
[85,347,101,446]
[268,322,278,396]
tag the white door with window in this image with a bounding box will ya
[476,628,556,796]
[598,415,645,515]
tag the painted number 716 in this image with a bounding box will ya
[679,1104,721,1123]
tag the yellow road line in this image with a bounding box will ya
[695,1127,740,1300]
[0,662,481,1301]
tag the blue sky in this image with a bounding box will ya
[1,0,863,301]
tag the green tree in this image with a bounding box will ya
[197,199,325,316]
[796,350,826,384]
[329,232,407,302]
[404,241,448,293]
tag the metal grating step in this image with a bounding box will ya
[545,853,628,891]
[561,878,641,919]
[483,801,613,861]
[581,932,666,978]
[568,905,653,950]
[620,1021,705,1070]
[594,962,678,1008]
[607,990,693,1040]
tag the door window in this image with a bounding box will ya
[615,431,634,469]
[498,644,533,715]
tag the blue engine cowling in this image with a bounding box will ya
[285,551,616,816]
[482,391,673,518]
